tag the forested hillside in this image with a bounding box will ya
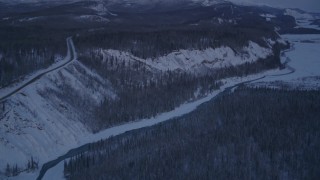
[64,87,320,180]
[0,26,69,87]
[74,26,278,59]
[78,40,285,131]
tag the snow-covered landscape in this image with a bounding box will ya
[0,38,116,177]
[102,40,274,72]
[254,34,320,89]
[1,62,286,180]
[40,32,320,180]
[2,31,319,179]
[0,0,320,179]
[284,9,320,30]
[0,38,273,177]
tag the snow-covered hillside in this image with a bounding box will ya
[284,9,320,30]
[0,60,115,172]
[75,15,110,23]
[102,41,273,73]
[284,9,313,19]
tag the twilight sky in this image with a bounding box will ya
[3,0,320,12]
[229,0,320,12]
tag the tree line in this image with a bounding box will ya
[0,26,70,87]
[74,26,279,59]
[4,157,38,177]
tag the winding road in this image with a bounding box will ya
[0,37,76,102]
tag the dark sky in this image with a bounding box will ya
[5,0,320,12]
[229,0,320,12]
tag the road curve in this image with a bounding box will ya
[0,37,76,102]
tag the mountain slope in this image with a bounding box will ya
[0,60,115,171]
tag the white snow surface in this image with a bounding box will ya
[254,34,320,89]
[260,14,276,22]
[89,2,118,16]
[0,59,116,170]
[284,9,314,20]
[18,16,45,22]
[260,14,276,18]
[199,0,224,6]
[43,161,65,180]
[103,41,272,72]
[75,15,110,23]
